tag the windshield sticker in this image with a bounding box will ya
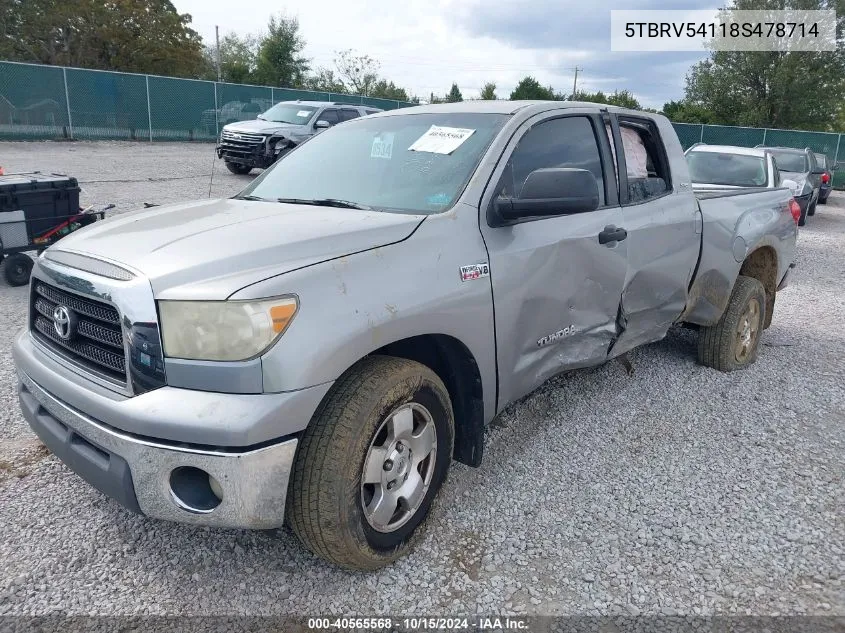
[296,110,311,117]
[409,125,475,155]
[371,132,394,159]
[426,192,451,207]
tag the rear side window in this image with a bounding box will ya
[340,109,360,121]
[617,118,671,203]
[365,109,381,115]
[496,116,606,206]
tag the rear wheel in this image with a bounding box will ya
[798,203,807,226]
[288,356,454,570]
[4,252,33,286]
[819,196,828,205]
[808,199,817,216]
[225,161,252,175]
[698,275,766,372]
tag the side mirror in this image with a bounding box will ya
[314,120,331,129]
[491,168,599,225]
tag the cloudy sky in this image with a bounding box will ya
[172,0,715,108]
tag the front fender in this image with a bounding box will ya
[231,204,498,425]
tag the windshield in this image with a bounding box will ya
[239,113,508,214]
[687,151,767,187]
[259,104,317,124]
[770,151,808,173]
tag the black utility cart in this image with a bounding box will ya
[0,173,106,286]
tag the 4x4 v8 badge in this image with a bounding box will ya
[459,262,490,282]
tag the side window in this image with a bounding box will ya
[496,116,605,206]
[319,109,339,125]
[339,109,360,121]
[617,119,671,203]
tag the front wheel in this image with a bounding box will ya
[224,161,252,175]
[287,356,454,570]
[4,252,33,286]
[697,275,766,372]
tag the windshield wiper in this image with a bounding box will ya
[275,197,372,210]
[236,194,268,202]
[256,115,267,121]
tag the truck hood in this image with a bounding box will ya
[224,119,305,135]
[51,199,424,299]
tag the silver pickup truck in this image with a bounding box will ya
[13,102,798,570]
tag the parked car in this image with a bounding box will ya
[14,102,798,571]
[216,100,383,174]
[756,146,824,223]
[200,99,273,135]
[813,151,833,204]
[685,144,788,190]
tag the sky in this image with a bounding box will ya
[171,0,715,108]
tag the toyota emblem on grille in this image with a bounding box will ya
[52,305,75,340]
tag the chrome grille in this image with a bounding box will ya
[221,130,265,144]
[31,282,126,383]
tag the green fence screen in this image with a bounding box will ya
[2,60,845,186]
[0,61,412,142]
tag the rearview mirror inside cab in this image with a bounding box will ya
[491,167,599,226]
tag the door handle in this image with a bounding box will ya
[598,225,628,245]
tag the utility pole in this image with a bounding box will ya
[571,67,582,100]
[215,25,222,83]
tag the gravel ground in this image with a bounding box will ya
[0,141,842,617]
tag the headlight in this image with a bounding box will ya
[158,297,298,361]
[274,138,288,151]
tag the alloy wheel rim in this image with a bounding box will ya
[360,402,437,533]
[734,298,761,363]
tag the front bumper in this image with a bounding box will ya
[794,192,812,212]
[18,368,297,529]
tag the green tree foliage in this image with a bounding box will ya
[447,83,463,102]
[480,82,497,100]
[302,68,348,93]
[661,100,718,123]
[334,50,380,96]
[509,76,556,100]
[370,80,410,101]
[573,89,642,109]
[254,13,309,87]
[0,0,205,76]
[204,33,260,84]
[681,0,845,130]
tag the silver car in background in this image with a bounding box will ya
[756,146,824,224]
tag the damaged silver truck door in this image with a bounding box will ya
[605,114,701,357]
[480,112,627,408]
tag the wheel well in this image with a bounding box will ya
[739,246,777,328]
[373,335,485,467]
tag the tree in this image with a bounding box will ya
[370,80,410,101]
[509,76,556,100]
[204,32,260,84]
[447,83,463,102]
[0,0,205,77]
[681,0,845,130]
[302,68,347,93]
[662,100,717,124]
[253,13,309,88]
[480,82,497,100]
[334,50,380,96]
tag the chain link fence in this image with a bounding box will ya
[673,122,845,188]
[0,61,413,142]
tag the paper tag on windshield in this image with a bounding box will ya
[296,110,311,117]
[371,133,394,159]
[408,125,475,155]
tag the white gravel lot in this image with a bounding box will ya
[0,141,842,617]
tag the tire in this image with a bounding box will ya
[807,199,817,216]
[225,161,252,175]
[698,275,766,372]
[798,203,807,226]
[4,252,33,286]
[288,355,454,570]
[819,196,828,205]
